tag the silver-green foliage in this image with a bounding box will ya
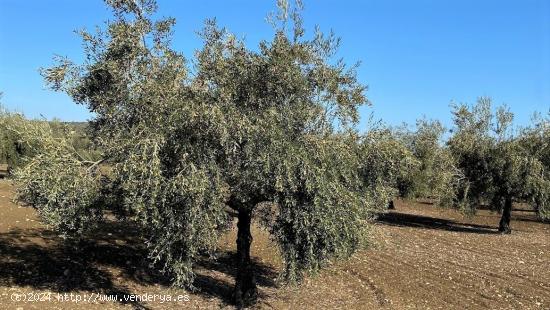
[359,128,419,207]
[517,112,550,219]
[448,98,550,220]
[0,105,38,167]
[15,152,103,236]
[0,100,98,168]
[401,119,462,206]
[392,120,460,207]
[19,0,374,287]
[0,108,103,235]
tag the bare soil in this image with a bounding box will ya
[0,179,548,309]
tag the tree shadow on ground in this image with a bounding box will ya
[512,214,549,224]
[377,211,499,234]
[0,224,159,309]
[0,220,278,308]
[413,199,436,206]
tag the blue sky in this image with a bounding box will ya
[1,0,549,131]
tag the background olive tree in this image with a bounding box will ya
[0,103,104,235]
[447,98,550,233]
[394,119,460,207]
[358,127,419,210]
[0,106,27,168]
[0,96,44,168]
[16,0,377,306]
[517,111,550,220]
[1,94,97,171]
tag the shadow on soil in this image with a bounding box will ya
[195,251,278,305]
[378,211,500,234]
[512,214,549,224]
[0,221,277,308]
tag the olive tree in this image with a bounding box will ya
[448,98,550,233]
[18,0,375,306]
[358,127,419,210]
[0,104,35,168]
[394,119,460,206]
[0,106,104,234]
[1,97,98,170]
[517,112,550,220]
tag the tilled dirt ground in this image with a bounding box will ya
[0,179,548,309]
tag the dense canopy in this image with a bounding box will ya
[14,0,380,306]
[447,98,550,232]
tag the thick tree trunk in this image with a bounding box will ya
[498,196,512,234]
[233,209,256,308]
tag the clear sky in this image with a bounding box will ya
[1,0,549,131]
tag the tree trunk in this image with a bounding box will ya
[233,209,256,308]
[388,200,395,210]
[498,196,512,234]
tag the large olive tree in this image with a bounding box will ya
[448,98,550,233]
[17,0,375,306]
